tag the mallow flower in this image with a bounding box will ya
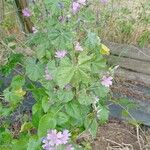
[42,129,73,150]
[55,50,67,58]
[72,0,86,14]
[72,2,80,14]
[22,8,31,17]
[75,42,83,51]
[101,76,113,87]
[100,0,109,5]
[32,26,38,33]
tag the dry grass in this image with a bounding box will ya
[98,0,150,47]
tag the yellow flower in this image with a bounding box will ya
[100,44,110,55]
[15,88,26,97]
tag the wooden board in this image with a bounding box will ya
[104,42,150,126]
[108,55,150,75]
[105,41,150,62]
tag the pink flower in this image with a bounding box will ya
[66,144,74,150]
[72,2,80,14]
[100,0,109,5]
[42,129,72,150]
[46,130,60,146]
[101,76,113,87]
[61,130,71,144]
[75,42,83,51]
[32,26,38,33]
[55,50,67,58]
[22,8,31,17]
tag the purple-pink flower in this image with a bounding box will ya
[44,66,53,81]
[72,0,86,14]
[61,130,71,144]
[22,8,31,17]
[66,144,74,150]
[55,50,67,58]
[72,2,80,14]
[32,26,38,33]
[42,129,73,150]
[75,42,83,51]
[100,0,109,5]
[101,76,113,87]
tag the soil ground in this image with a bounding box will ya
[92,119,150,150]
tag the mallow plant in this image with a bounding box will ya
[0,0,116,149]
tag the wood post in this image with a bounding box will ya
[14,0,34,33]
[0,0,4,23]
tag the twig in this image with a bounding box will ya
[136,125,143,150]
[104,138,123,147]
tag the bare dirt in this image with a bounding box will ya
[92,119,150,150]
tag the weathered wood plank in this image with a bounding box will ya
[108,55,150,75]
[114,68,150,86]
[104,41,150,62]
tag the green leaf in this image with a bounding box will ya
[65,101,89,125]
[25,57,44,81]
[32,88,47,102]
[92,82,109,98]
[57,89,74,103]
[0,53,24,76]
[77,52,92,73]
[12,138,28,150]
[27,137,41,150]
[0,145,12,150]
[56,112,69,125]
[85,32,100,49]
[38,113,56,138]
[20,122,33,132]
[80,8,95,22]
[78,52,93,66]
[47,60,57,77]
[73,68,91,86]
[32,102,43,128]
[50,29,73,49]
[84,116,98,138]
[44,0,61,15]
[91,55,106,73]
[42,97,50,113]
[56,66,75,88]
[11,75,25,88]
[65,101,82,120]
[0,129,12,145]
[78,89,93,106]
[97,105,109,124]
[36,47,47,60]
[3,87,25,107]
